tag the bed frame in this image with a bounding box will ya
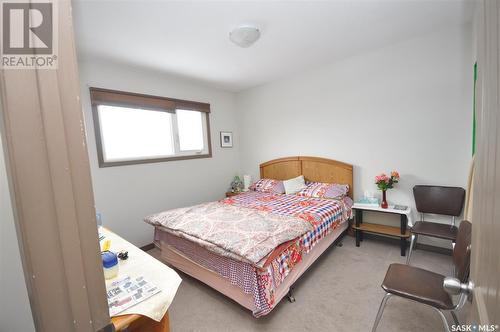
[156,156,353,315]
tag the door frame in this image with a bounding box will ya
[0,0,112,331]
[469,0,500,325]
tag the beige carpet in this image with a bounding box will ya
[149,236,468,332]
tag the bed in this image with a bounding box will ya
[145,156,353,317]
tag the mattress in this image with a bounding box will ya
[153,191,352,317]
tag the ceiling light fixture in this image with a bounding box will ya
[229,25,261,48]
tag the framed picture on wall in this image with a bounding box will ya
[220,131,233,148]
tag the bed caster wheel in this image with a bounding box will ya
[287,288,295,303]
[337,242,343,247]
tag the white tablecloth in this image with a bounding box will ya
[102,228,182,321]
[352,203,414,226]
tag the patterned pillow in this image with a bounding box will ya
[296,182,349,200]
[249,179,285,194]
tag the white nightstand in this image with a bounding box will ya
[351,204,412,256]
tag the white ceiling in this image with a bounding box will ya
[73,0,474,92]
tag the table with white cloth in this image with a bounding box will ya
[101,228,182,331]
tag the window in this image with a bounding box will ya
[90,88,212,167]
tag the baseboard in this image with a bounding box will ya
[140,243,155,251]
[362,233,452,255]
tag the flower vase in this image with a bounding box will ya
[381,190,388,209]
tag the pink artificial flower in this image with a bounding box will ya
[380,174,390,183]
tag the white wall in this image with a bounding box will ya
[0,136,35,332]
[236,25,473,247]
[80,24,473,249]
[79,60,240,246]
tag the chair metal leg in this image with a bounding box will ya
[406,234,417,265]
[372,293,392,332]
[432,308,451,332]
[450,310,460,326]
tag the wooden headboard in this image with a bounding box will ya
[259,156,353,198]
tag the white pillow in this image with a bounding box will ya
[283,175,307,195]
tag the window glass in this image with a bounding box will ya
[177,109,204,151]
[98,105,174,161]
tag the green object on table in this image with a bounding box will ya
[230,175,244,193]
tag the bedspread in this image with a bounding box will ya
[151,191,352,317]
[144,201,313,265]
